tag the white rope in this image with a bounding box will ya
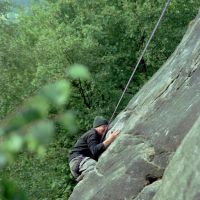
[109,0,172,124]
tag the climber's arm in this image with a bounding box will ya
[87,134,106,157]
[103,130,120,148]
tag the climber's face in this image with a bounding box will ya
[96,124,108,135]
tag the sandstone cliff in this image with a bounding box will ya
[69,11,200,200]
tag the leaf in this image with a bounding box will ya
[7,108,42,133]
[3,134,23,153]
[40,80,71,107]
[67,64,91,80]
[37,146,46,157]
[0,179,28,200]
[0,128,5,136]
[27,95,50,118]
[26,120,55,148]
[0,153,7,168]
[59,111,77,133]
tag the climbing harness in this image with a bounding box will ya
[109,0,172,124]
[100,0,172,143]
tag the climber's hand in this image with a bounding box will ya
[103,130,120,148]
[108,129,120,143]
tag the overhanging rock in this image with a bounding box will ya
[69,11,200,200]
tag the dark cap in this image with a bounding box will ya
[93,116,108,128]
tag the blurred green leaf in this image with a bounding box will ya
[3,134,23,153]
[1,179,27,200]
[27,95,50,118]
[26,134,38,152]
[40,80,71,107]
[59,111,77,133]
[0,153,7,168]
[26,120,55,151]
[6,108,42,133]
[68,64,91,80]
[37,146,46,157]
[6,113,26,133]
[0,128,5,136]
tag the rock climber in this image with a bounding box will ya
[68,116,120,181]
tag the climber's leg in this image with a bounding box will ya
[77,157,97,181]
[69,155,84,179]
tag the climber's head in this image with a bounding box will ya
[93,116,108,135]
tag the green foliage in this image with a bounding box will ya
[0,179,27,200]
[68,64,91,80]
[0,79,68,167]
[60,111,77,133]
[40,80,71,107]
[0,0,199,199]
[0,65,90,199]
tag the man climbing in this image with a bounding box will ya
[68,116,120,181]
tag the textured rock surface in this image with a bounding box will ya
[153,116,200,200]
[134,180,162,200]
[69,11,200,200]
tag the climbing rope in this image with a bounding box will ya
[109,0,172,124]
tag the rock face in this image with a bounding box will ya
[69,11,200,200]
[153,116,200,200]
